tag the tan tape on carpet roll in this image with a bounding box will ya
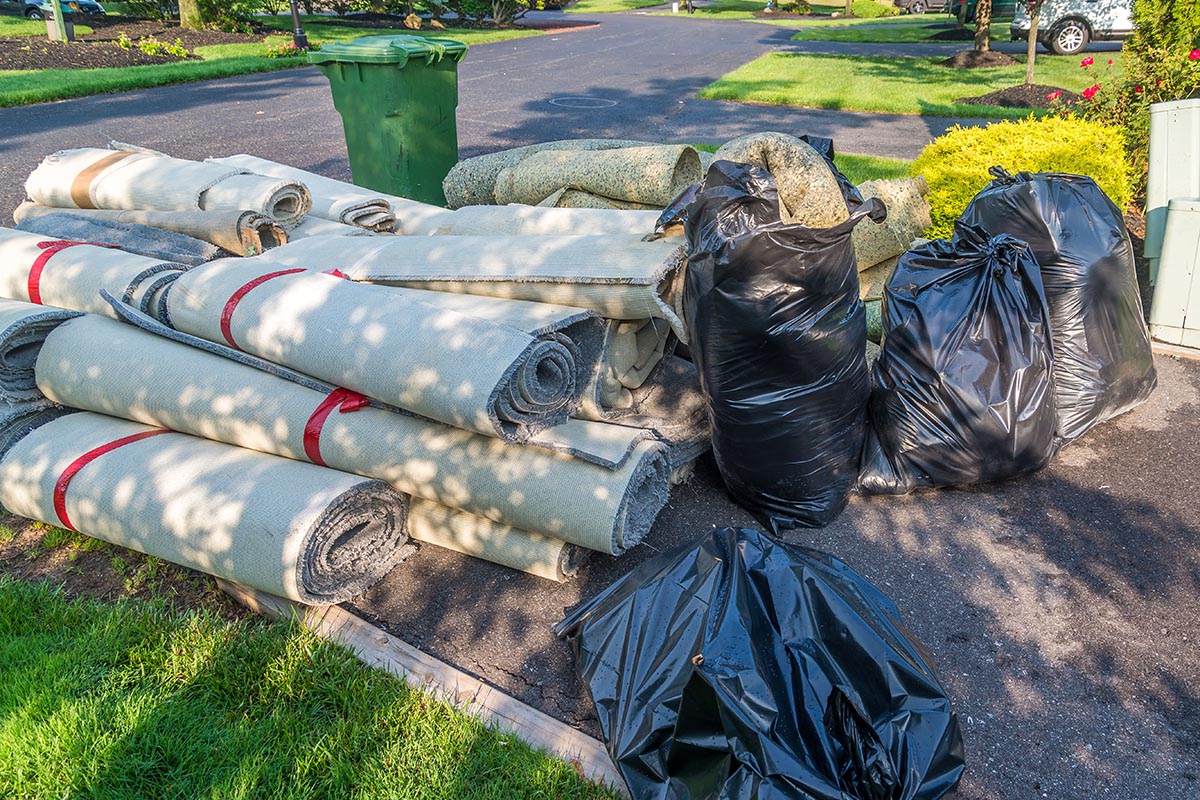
[255,233,690,341]
[13,202,287,256]
[0,412,410,605]
[401,204,661,237]
[37,315,669,553]
[163,259,586,441]
[0,227,185,318]
[442,138,661,208]
[714,132,849,228]
[209,155,397,232]
[408,499,583,582]
[852,177,931,272]
[24,148,311,226]
[494,145,703,208]
[0,298,82,402]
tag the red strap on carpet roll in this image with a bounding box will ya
[323,268,348,279]
[303,388,370,467]
[29,240,117,305]
[219,268,305,349]
[53,428,173,531]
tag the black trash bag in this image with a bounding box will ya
[960,168,1156,445]
[555,527,965,800]
[859,223,1058,495]
[676,159,884,528]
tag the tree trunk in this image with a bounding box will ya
[974,0,992,52]
[178,0,204,29]
[1025,10,1039,86]
[845,0,853,16]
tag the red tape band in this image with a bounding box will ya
[29,240,117,306]
[323,268,349,280]
[219,268,306,350]
[52,429,173,532]
[303,388,369,467]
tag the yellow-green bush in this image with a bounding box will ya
[851,0,900,18]
[912,116,1132,238]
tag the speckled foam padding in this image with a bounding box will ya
[852,177,931,271]
[442,139,661,208]
[0,227,185,318]
[714,132,849,228]
[0,411,410,605]
[25,148,310,226]
[37,315,671,554]
[209,155,397,232]
[537,188,661,211]
[13,202,287,257]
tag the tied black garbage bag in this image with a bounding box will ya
[960,168,1156,444]
[859,224,1058,495]
[668,158,883,529]
[555,527,965,800]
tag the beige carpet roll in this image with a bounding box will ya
[714,132,848,228]
[0,399,71,462]
[400,204,661,237]
[13,202,287,256]
[38,315,669,553]
[209,155,396,231]
[409,499,583,582]
[24,148,311,226]
[493,145,703,208]
[162,260,584,440]
[586,318,675,411]
[256,234,690,341]
[0,227,185,318]
[852,177,931,271]
[0,411,410,605]
[443,138,660,208]
[0,299,81,402]
[287,216,380,240]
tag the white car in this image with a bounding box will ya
[1011,0,1134,55]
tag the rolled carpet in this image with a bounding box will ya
[0,399,70,462]
[16,211,226,266]
[162,259,585,441]
[0,227,185,318]
[399,204,661,237]
[851,177,931,272]
[0,298,81,402]
[409,499,584,582]
[713,132,849,228]
[442,138,660,208]
[287,216,380,240]
[13,202,287,256]
[493,145,703,208]
[0,411,411,605]
[25,147,311,226]
[256,233,690,341]
[38,315,670,553]
[584,318,675,412]
[209,155,396,232]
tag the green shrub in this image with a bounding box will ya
[850,0,899,18]
[912,116,1132,237]
[778,0,812,11]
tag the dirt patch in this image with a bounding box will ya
[956,83,1079,108]
[0,36,190,70]
[927,26,975,41]
[85,18,267,46]
[939,49,1020,68]
[0,511,248,620]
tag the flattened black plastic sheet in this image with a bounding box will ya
[960,169,1156,445]
[556,527,964,800]
[668,158,883,528]
[859,224,1058,495]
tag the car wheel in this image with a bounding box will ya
[1050,19,1090,55]
[24,7,43,19]
[910,0,927,12]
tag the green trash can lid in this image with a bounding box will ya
[309,35,468,67]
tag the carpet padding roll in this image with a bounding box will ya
[493,145,703,208]
[714,132,849,228]
[162,260,585,440]
[25,148,310,226]
[852,177,931,271]
[0,411,410,605]
[256,233,690,341]
[0,299,81,402]
[0,227,185,317]
[13,203,287,256]
[209,155,397,232]
[38,315,670,552]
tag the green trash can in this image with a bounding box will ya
[309,35,468,206]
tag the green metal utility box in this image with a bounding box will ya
[309,36,468,206]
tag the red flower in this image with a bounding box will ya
[1190,49,1200,61]
[1107,59,1113,65]
[1081,56,1094,67]
[1135,85,1143,93]
[1082,84,1101,101]
[1047,90,1062,100]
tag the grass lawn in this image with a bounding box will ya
[0,17,537,107]
[699,52,1121,117]
[0,576,616,799]
[565,0,665,12]
[0,13,93,36]
[790,20,1008,40]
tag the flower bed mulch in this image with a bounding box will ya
[939,49,1019,68]
[956,83,1080,108]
